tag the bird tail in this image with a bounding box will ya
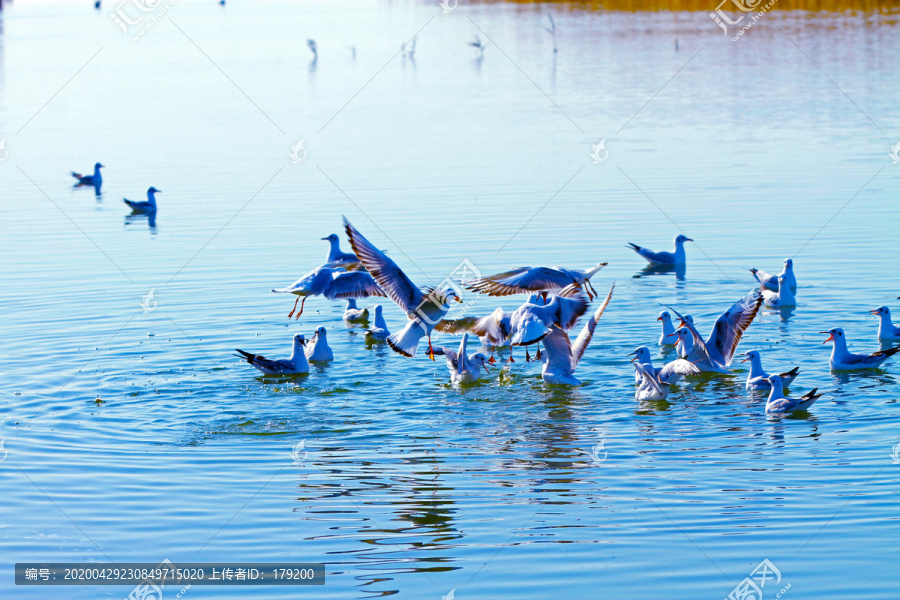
[386,320,425,357]
[626,243,641,252]
[71,171,82,179]
[234,349,254,362]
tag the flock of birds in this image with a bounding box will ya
[70,162,900,414]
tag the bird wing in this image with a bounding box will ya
[324,271,387,300]
[664,304,714,364]
[344,217,424,314]
[469,308,510,346]
[658,358,701,380]
[634,361,665,395]
[235,349,289,373]
[541,326,576,372]
[271,268,318,293]
[467,266,573,296]
[870,345,900,360]
[530,284,590,331]
[434,316,479,334]
[571,284,614,366]
[705,289,763,366]
[628,243,672,264]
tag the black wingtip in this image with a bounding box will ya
[627,242,640,251]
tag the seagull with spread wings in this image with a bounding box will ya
[666,289,763,373]
[466,263,607,300]
[343,217,461,359]
[433,333,492,385]
[271,266,385,319]
[633,359,700,401]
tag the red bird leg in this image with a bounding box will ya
[525,348,531,362]
[427,335,435,361]
[508,348,515,363]
[294,296,307,320]
[288,296,300,318]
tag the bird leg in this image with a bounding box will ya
[293,296,307,320]
[287,296,301,318]
[525,348,531,362]
[541,291,548,303]
[535,345,542,361]
[488,350,496,364]
[507,348,515,363]
[427,335,436,361]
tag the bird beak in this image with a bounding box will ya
[629,356,638,363]
[320,237,328,240]
[685,238,694,242]
[483,363,491,374]
[656,316,663,321]
[678,320,687,327]
[868,309,879,315]
[820,332,833,343]
[740,356,750,363]
[300,339,307,346]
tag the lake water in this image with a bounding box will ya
[1,0,899,598]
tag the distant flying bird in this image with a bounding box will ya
[467,263,607,300]
[272,266,385,319]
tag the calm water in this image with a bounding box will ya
[2,1,900,598]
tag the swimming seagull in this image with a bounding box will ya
[343,298,369,322]
[750,258,797,292]
[470,285,589,363]
[765,375,822,414]
[762,275,796,308]
[343,217,461,359]
[71,162,103,186]
[322,233,361,270]
[466,263,608,300]
[633,359,700,401]
[364,304,390,342]
[869,306,900,341]
[306,327,334,362]
[821,327,900,371]
[272,265,385,319]
[666,289,763,373]
[433,333,491,385]
[627,234,693,265]
[235,333,308,375]
[657,311,677,346]
[536,285,614,385]
[741,350,800,390]
[629,346,697,387]
[123,187,160,213]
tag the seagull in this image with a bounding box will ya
[627,234,693,265]
[821,327,900,371]
[870,306,900,341]
[667,289,763,372]
[629,346,698,387]
[674,315,694,356]
[235,333,308,375]
[466,263,608,300]
[762,275,796,308]
[469,285,589,363]
[657,311,677,346]
[306,327,334,362]
[750,258,796,292]
[322,233,360,270]
[272,265,385,319]
[536,285,614,385]
[633,359,700,401]
[343,298,369,322]
[343,217,461,359]
[433,333,492,385]
[123,187,160,213]
[765,375,822,414]
[71,162,103,186]
[364,304,390,342]
[741,350,800,390]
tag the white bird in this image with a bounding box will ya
[364,304,390,342]
[306,327,334,362]
[821,327,900,371]
[235,333,308,375]
[667,289,763,373]
[535,285,614,385]
[469,285,589,363]
[657,310,677,346]
[741,350,800,390]
[272,265,385,319]
[630,346,698,387]
[123,187,160,213]
[633,359,700,401]
[627,234,693,265]
[762,275,796,308]
[434,333,492,385]
[467,263,608,300]
[765,375,822,414]
[870,306,900,341]
[344,217,460,359]
[322,233,360,270]
[343,298,369,322]
[750,258,797,292]
[71,162,103,186]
